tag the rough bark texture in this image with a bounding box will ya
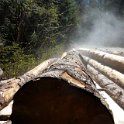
[0,50,100,110]
[0,49,124,123]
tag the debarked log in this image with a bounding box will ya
[87,65,124,109]
[0,50,114,124]
[78,48,124,73]
[99,49,124,57]
[79,55,124,90]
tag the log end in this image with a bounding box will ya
[10,77,114,124]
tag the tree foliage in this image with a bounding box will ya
[0,0,79,78]
[0,43,36,78]
[0,0,79,50]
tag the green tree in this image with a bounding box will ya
[0,0,79,51]
[58,0,79,42]
[0,0,80,78]
[0,43,36,78]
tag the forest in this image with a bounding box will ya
[0,0,124,78]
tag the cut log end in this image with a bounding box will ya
[10,77,114,124]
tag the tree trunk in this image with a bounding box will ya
[99,48,124,57]
[78,54,124,90]
[78,48,124,73]
[87,65,124,109]
[0,50,115,124]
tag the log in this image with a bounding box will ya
[78,48,124,73]
[79,54,124,90]
[0,50,114,124]
[99,49,124,57]
[86,65,124,109]
[0,58,57,111]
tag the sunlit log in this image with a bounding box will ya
[79,48,124,73]
[79,54,124,90]
[0,50,114,124]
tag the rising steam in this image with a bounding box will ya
[71,9,124,49]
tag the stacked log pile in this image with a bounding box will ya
[0,48,124,124]
[78,48,124,109]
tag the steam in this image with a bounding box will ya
[71,9,124,48]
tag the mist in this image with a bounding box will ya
[71,8,124,49]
